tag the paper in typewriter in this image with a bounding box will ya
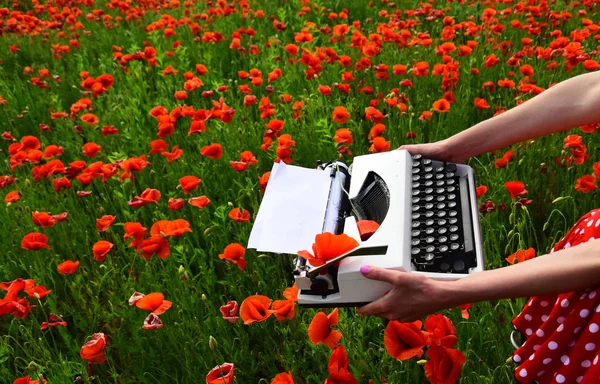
[247,161,332,255]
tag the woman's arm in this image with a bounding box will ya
[401,71,600,163]
[357,238,600,322]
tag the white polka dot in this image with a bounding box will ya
[569,340,576,347]
[575,228,581,234]
[529,353,536,361]
[565,242,571,248]
[542,315,548,322]
[586,343,596,351]
[543,358,553,364]
[596,304,600,313]
[581,293,588,300]
[541,301,549,307]
[590,323,599,333]
[561,299,570,307]
[537,329,545,337]
[577,376,583,383]
[519,369,528,378]
[549,341,558,350]
[558,316,565,324]
[582,229,586,235]
[596,219,600,227]
[556,374,566,383]
[534,344,541,351]
[558,324,565,332]
[582,360,591,368]
[589,237,596,242]
[538,370,545,377]
[588,219,594,227]
[575,327,583,334]
[525,314,532,321]
[514,354,521,363]
[526,328,533,336]
[594,355,599,365]
[561,355,570,365]
[590,291,597,299]
[581,309,590,318]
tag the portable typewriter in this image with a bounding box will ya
[248,150,484,307]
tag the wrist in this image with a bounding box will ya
[440,136,469,164]
[429,278,475,310]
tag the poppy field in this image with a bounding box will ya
[2,0,600,382]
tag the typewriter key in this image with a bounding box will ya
[412,197,420,203]
[412,189,420,196]
[412,213,420,220]
[423,158,432,165]
[437,203,446,209]
[447,186,456,193]
[412,168,420,174]
[446,179,455,185]
[425,228,435,235]
[425,203,434,210]
[439,245,449,253]
[425,253,434,261]
[424,166,433,172]
[446,172,455,178]
[438,219,447,226]
[412,154,422,160]
[440,263,450,272]
[411,239,420,246]
[424,173,433,180]
[412,229,420,237]
[412,161,421,167]
[436,173,444,180]
[449,225,458,232]
[449,218,458,224]
[439,236,448,243]
[436,195,446,202]
[425,219,434,226]
[450,243,460,251]
[448,193,456,200]
[449,210,458,217]
[425,245,435,253]
[412,175,421,181]
[450,234,459,241]
[453,260,465,272]
[437,211,447,218]
[438,227,447,234]
[425,188,433,194]
[411,248,420,255]
[436,166,444,172]
[412,221,421,228]
[436,187,445,194]
[445,163,457,172]
[425,195,434,202]
[447,201,457,208]
[424,180,434,187]
[425,211,434,218]
[426,236,435,243]
[412,205,420,212]
[436,180,445,187]
[412,182,420,189]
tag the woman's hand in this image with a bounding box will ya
[356,266,451,322]
[398,139,462,163]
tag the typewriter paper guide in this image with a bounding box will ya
[247,161,333,255]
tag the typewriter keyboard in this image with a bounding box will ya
[409,154,477,274]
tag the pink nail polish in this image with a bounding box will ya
[360,266,370,275]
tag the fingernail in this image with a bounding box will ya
[360,266,370,275]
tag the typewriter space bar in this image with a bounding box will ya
[459,177,474,253]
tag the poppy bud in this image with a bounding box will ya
[178,265,185,274]
[98,206,105,215]
[552,196,566,204]
[227,202,233,207]
[34,292,41,299]
[257,254,268,258]
[509,212,515,225]
[416,359,427,365]
[27,361,39,372]
[202,294,207,301]
[25,178,31,187]
[543,221,550,231]
[209,336,218,351]
[506,356,514,364]
[507,229,515,240]
[204,227,212,235]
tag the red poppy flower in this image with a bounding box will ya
[40,313,67,330]
[506,247,535,264]
[168,198,185,210]
[219,243,247,270]
[240,295,272,325]
[326,346,356,384]
[96,215,115,232]
[369,136,390,153]
[189,196,211,209]
[123,222,147,248]
[334,128,353,144]
[80,333,107,364]
[259,171,271,192]
[206,363,234,384]
[149,139,169,155]
[220,300,239,324]
[424,347,466,384]
[356,220,379,241]
[575,175,598,193]
[5,190,21,203]
[384,320,427,361]
[332,106,350,124]
[179,176,201,194]
[22,233,50,250]
[272,372,294,384]
[200,143,223,159]
[474,98,490,109]
[283,283,298,302]
[432,99,450,113]
[505,181,527,199]
[80,113,99,125]
[92,240,113,262]
[128,188,161,208]
[135,292,172,315]
[423,314,458,348]
[57,260,80,274]
[228,208,251,222]
[82,142,102,158]
[308,308,342,349]
[476,185,487,198]
[298,232,359,267]
[271,300,295,321]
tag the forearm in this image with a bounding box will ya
[444,72,600,163]
[436,239,600,309]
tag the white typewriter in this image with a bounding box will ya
[248,150,484,307]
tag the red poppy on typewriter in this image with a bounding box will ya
[356,220,380,241]
[297,232,359,267]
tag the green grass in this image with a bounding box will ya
[0,0,599,382]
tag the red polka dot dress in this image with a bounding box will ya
[512,209,600,384]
